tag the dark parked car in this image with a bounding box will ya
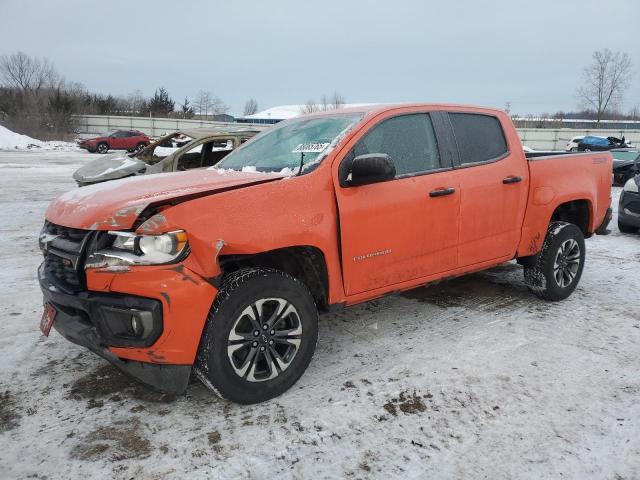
[618,174,640,233]
[78,130,150,154]
[578,135,631,152]
[611,149,640,185]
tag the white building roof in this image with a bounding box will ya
[242,103,378,121]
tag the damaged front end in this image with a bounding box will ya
[37,220,217,395]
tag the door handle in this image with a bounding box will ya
[429,187,456,197]
[502,176,522,184]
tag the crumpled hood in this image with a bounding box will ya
[73,153,147,184]
[46,169,285,230]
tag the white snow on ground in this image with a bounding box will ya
[0,150,639,479]
[0,124,77,151]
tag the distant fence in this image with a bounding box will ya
[517,128,640,151]
[72,115,261,138]
[73,115,640,151]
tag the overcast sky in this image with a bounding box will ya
[1,0,638,117]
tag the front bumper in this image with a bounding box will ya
[619,190,640,228]
[38,259,217,394]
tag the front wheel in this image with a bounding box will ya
[524,222,585,301]
[97,142,109,154]
[195,268,318,404]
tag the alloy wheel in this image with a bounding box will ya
[553,238,581,288]
[227,298,302,382]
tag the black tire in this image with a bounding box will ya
[570,147,578,152]
[195,268,318,404]
[87,147,96,153]
[524,222,585,301]
[97,142,108,154]
[618,218,638,233]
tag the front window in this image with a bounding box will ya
[216,113,364,173]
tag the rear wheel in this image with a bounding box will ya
[524,222,585,301]
[618,218,638,233]
[195,268,318,404]
[97,142,108,154]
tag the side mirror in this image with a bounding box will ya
[349,153,396,186]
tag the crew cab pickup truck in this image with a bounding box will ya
[39,104,612,403]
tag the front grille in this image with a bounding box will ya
[40,222,92,293]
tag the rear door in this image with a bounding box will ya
[333,111,461,296]
[447,112,528,266]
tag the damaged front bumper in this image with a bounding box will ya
[38,260,217,395]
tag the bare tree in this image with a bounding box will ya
[0,51,57,93]
[330,91,345,109]
[193,90,211,118]
[300,99,320,114]
[577,49,633,124]
[193,90,229,119]
[300,91,346,114]
[126,89,146,115]
[243,98,258,116]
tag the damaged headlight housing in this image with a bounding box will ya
[86,230,189,269]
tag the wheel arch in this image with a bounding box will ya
[548,198,593,238]
[218,246,330,312]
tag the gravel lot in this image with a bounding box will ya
[0,150,639,479]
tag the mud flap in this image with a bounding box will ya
[595,207,612,235]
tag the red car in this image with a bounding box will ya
[78,130,149,154]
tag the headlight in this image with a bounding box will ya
[623,177,639,193]
[85,230,189,269]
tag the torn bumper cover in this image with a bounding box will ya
[38,264,191,395]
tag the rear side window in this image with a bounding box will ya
[353,113,441,176]
[449,113,508,165]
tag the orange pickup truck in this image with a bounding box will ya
[39,104,612,403]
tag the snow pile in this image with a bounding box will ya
[0,124,77,151]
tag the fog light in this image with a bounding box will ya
[96,301,162,348]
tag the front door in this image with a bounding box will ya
[333,112,461,296]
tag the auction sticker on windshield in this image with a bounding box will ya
[292,142,330,153]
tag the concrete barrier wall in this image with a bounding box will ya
[72,115,258,137]
[518,128,640,151]
[74,115,640,151]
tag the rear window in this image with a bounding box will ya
[449,113,508,164]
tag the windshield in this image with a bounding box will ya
[216,113,364,173]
